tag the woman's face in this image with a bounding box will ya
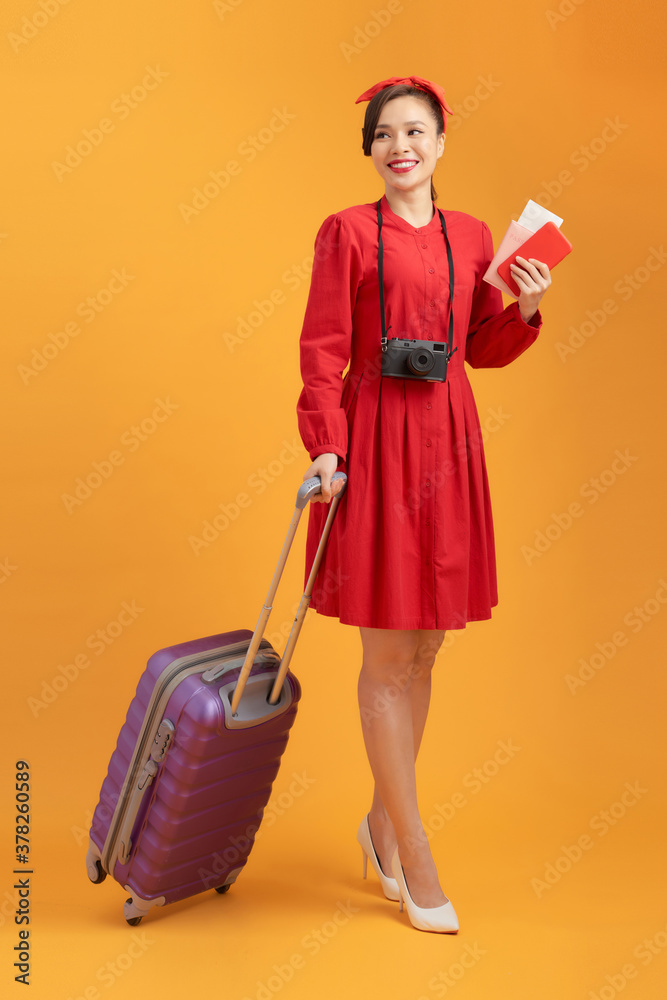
[370,95,445,196]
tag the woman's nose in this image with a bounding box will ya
[391,134,410,154]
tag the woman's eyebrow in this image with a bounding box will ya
[375,120,427,129]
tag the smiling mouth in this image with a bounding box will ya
[388,160,419,171]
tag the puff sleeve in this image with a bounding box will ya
[296,213,363,462]
[465,220,543,369]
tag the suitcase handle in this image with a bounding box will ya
[230,471,347,714]
[295,472,346,509]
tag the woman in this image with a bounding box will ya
[295,75,551,933]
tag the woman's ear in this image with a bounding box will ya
[436,133,446,160]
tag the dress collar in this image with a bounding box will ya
[378,193,443,234]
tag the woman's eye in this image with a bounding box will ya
[374,129,423,139]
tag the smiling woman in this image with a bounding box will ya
[294,74,552,935]
[360,80,447,203]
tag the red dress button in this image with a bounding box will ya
[426,439,432,447]
[428,268,435,274]
[421,243,428,249]
[426,402,432,409]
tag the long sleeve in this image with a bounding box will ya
[296,213,363,462]
[465,219,543,369]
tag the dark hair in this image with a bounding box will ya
[360,85,445,202]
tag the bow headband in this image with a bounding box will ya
[355,76,454,130]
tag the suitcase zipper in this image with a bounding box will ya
[101,638,276,873]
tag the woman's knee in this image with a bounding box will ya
[411,629,446,675]
[358,627,420,686]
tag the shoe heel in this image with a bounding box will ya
[356,814,400,902]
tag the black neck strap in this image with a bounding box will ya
[376,199,457,360]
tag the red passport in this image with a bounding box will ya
[496,221,573,297]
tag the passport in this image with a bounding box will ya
[482,199,571,298]
[496,222,573,298]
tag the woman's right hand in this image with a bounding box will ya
[303,452,345,503]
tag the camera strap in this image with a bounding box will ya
[376,198,458,363]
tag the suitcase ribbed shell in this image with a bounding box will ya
[89,629,301,911]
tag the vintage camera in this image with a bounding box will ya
[381,336,456,383]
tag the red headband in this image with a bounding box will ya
[355,76,454,130]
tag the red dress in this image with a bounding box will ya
[296,193,543,630]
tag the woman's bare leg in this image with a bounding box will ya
[358,626,447,907]
[366,628,444,876]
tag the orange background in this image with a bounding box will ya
[3,0,667,996]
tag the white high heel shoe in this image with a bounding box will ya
[390,847,459,933]
[356,814,400,901]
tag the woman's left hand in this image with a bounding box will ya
[510,256,552,323]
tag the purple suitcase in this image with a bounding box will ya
[86,472,347,924]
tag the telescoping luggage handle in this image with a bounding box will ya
[229,472,348,715]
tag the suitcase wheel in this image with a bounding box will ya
[124,898,143,926]
[88,860,107,885]
[214,884,231,895]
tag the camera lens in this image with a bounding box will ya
[407,348,435,375]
